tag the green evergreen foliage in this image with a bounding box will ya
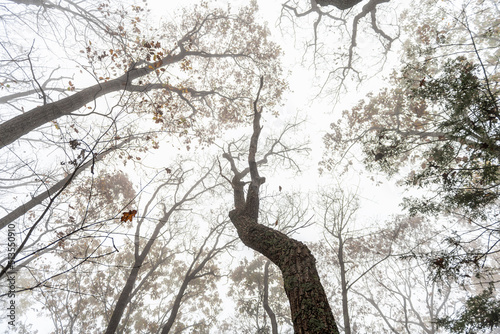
[402,57,500,217]
[437,285,500,333]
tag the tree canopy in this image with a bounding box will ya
[1,0,500,333]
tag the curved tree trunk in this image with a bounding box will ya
[224,77,339,333]
[105,166,216,334]
[229,212,338,333]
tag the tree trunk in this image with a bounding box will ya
[105,264,142,334]
[263,260,279,334]
[225,77,339,333]
[337,235,351,334]
[0,54,183,149]
[0,166,89,230]
[105,210,171,334]
[160,277,190,334]
[229,212,338,333]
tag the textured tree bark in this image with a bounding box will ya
[225,77,339,333]
[229,212,338,333]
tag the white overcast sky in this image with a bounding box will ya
[142,0,409,230]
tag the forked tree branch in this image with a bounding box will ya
[224,77,339,333]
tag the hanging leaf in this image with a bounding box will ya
[121,210,137,222]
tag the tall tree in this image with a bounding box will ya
[317,188,360,334]
[25,162,232,333]
[314,185,405,333]
[224,191,314,333]
[1,3,290,333]
[104,162,222,334]
[322,0,500,330]
[323,0,499,216]
[351,216,457,334]
[223,78,339,333]
[0,0,285,283]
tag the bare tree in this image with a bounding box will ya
[320,2,500,308]
[226,255,290,333]
[0,136,134,231]
[104,162,222,333]
[158,219,235,334]
[0,1,284,148]
[280,0,398,97]
[315,207,461,333]
[317,188,359,334]
[353,247,454,334]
